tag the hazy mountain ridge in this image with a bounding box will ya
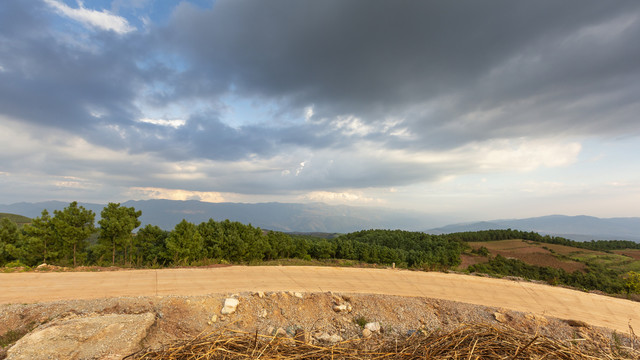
[0,200,433,233]
[428,215,640,242]
[1,201,638,241]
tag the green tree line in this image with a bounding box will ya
[0,202,465,269]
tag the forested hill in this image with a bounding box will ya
[0,213,31,226]
[4,202,640,296]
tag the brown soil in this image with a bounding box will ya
[1,292,637,359]
[458,254,489,269]
[614,249,640,260]
[1,266,640,334]
[469,240,587,272]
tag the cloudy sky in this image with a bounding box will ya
[1,0,639,221]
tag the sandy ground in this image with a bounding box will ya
[2,266,639,333]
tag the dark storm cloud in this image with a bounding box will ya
[163,0,640,146]
[2,0,640,176]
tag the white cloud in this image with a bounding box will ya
[44,0,135,34]
[295,161,307,176]
[472,139,582,171]
[138,118,186,128]
[304,106,314,121]
[300,190,381,204]
[128,187,225,203]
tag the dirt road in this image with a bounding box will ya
[2,266,639,333]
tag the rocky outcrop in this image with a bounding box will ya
[7,313,155,360]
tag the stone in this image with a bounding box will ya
[275,327,288,337]
[255,291,265,298]
[210,314,218,323]
[493,312,509,323]
[315,332,343,344]
[364,322,381,332]
[266,326,275,336]
[362,328,372,338]
[6,313,155,360]
[221,298,239,315]
[259,309,268,318]
[565,319,589,328]
[332,304,349,312]
[293,292,303,299]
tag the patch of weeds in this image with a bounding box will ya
[612,331,622,352]
[354,316,368,328]
[0,322,36,348]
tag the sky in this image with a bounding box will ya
[1,0,639,221]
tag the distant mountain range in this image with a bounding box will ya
[0,200,435,233]
[1,200,638,242]
[427,215,640,242]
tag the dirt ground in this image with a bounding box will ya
[2,265,640,334]
[469,240,587,272]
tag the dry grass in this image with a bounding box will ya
[126,323,640,360]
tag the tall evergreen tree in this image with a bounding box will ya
[52,202,95,267]
[98,203,142,265]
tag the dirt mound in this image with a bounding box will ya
[1,292,638,359]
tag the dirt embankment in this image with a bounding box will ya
[2,291,637,359]
[2,266,640,333]
[2,266,640,359]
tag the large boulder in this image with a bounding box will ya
[7,313,155,360]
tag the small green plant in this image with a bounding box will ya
[0,322,35,348]
[612,331,622,352]
[5,260,28,268]
[354,316,368,328]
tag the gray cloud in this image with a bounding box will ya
[162,0,640,142]
[1,0,639,198]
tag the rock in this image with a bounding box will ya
[332,303,351,312]
[36,263,48,269]
[221,298,239,315]
[275,327,288,337]
[294,328,310,344]
[565,319,589,328]
[266,326,275,336]
[493,312,509,323]
[362,328,372,338]
[254,291,265,298]
[315,332,343,344]
[364,322,381,332]
[210,314,218,323]
[6,313,155,360]
[259,309,268,318]
[293,292,303,299]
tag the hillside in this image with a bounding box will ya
[0,213,31,226]
[429,215,640,242]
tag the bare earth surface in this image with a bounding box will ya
[2,266,639,333]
